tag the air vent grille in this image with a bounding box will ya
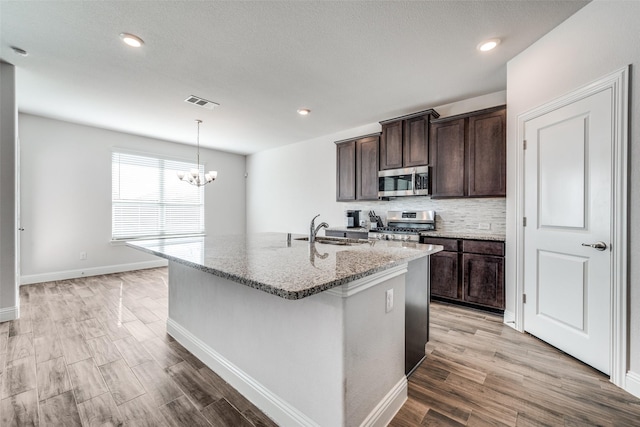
[184,95,219,110]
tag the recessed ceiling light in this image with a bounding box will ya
[478,38,500,52]
[120,33,144,48]
[297,108,311,116]
[11,46,28,56]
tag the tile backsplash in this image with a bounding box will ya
[344,197,506,237]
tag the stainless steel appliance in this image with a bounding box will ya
[346,210,361,228]
[370,210,436,242]
[378,166,429,198]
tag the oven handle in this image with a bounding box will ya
[412,169,417,195]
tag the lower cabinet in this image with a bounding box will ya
[422,236,505,310]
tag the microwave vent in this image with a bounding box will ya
[184,95,219,110]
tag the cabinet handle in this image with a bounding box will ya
[581,241,607,251]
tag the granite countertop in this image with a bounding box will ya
[419,231,505,242]
[127,232,442,300]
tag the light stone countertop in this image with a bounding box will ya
[418,231,506,242]
[127,232,442,300]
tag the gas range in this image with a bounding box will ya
[370,210,435,242]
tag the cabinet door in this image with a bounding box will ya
[379,121,403,170]
[336,140,356,201]
[430,118,466,197]
[403,115,429,167]
[429,251,460,299]
[356,136,379,200]
[468,108,506,197]
[462,253,505,309]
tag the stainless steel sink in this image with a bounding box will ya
[295,236,370,246]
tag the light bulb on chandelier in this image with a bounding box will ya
[177,119,218,186]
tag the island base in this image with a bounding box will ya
[166,260,409,427]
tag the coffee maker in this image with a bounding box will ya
[346,210,361,228]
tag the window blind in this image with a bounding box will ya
[112,151,205,240]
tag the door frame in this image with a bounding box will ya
[514,66,629,388]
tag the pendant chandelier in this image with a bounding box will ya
[177,119,218,186]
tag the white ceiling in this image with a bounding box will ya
[0,1,588,155]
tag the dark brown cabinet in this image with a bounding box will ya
[379,109,439,171]
[379,121,404,170]
[335,134,380,202]
[336,140,356,201]
[356,135,379,200]
[429,106,506,198]
[468,108,506,197]
[430,118,466,197]
[422,236,505,311]
[430,250,460,299]
[463,253,504,308]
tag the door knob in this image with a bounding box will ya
[581,241,607,251]
[18,227,24,231]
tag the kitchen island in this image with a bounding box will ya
[128,233,442,427]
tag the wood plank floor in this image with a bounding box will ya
[390,302,640,426]
[3,268,640,426]
[0,268,277,427]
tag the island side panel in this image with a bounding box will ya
[167,260,346,426]
[344,272,407,426]
[405,256,430,376]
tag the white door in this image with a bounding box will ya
[523,88,612,374]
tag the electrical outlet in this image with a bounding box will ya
[385,289,394,313]
[80,251,87,260]
[478,223,491,230]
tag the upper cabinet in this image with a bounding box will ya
[379,109,440,170]
[336,134,380,202]
[336,139,356,201]
[356,135,380,200]
[467,108,506,197]
[430,118,466,197]
[430,105,506,198]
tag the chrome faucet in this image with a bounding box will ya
[309,214,329,243]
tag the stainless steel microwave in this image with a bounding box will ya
[378,166,429,198]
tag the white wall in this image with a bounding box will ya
[505,0,640,384]
[246,91,507,235]
[19,114,246,283]
[0,61,17,321]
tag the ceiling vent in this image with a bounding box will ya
[184,95,219,110]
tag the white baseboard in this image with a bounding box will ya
[168,318,320,427]
[20,260,168,285]
[168,318,408,427]
[625,371,640,399]
[503,310,517,330]
[0,305,19,322]
[359,376,407,427]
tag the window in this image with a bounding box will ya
[111,151,204,240]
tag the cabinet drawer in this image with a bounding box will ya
[325,230,368,240]
[325,230,346,238]
[462,240,504,256]
[421,237,459,252]
[346,230,368,239]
